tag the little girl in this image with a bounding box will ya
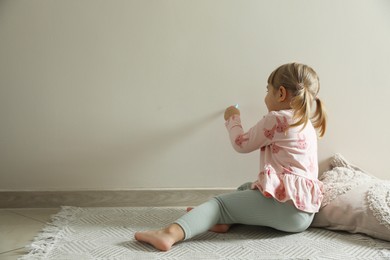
[135,62,327,251]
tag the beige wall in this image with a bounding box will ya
[1,0,389,190]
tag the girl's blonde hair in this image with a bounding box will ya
[267,62,327,137]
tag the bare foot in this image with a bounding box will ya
[186,207,231,233]
[134,224,184,251]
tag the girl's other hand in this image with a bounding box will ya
[224,106,240,121]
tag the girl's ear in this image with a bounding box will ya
[278,86,287,102]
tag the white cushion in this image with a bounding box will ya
[310,154,390,241]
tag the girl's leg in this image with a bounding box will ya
[135,182,254,250]
[186,207,230,233]
[134,223,184,251]
[175,190,314,240]
[174,198,224,239]
[213,190,314,233]
[135,198,223,251]
[136,189,314,251]
[184,181,254,233]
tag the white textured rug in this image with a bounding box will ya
[21,206,390,259]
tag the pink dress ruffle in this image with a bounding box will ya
[252,165,323,213]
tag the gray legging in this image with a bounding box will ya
[175,183,314,240]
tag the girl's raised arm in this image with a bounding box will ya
[225,115,273,153]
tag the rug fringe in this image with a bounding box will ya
[19,206,80,260]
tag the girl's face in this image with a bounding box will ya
[264,84,280,112]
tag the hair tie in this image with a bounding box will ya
[297,82,305,90]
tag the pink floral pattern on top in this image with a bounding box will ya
[225,109,323,213]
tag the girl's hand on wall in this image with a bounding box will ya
[224,106,240,121]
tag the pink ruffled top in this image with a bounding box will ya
[225,109,323,213]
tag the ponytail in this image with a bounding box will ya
[288,88,327,137]
[289,88,311,131]
[311,97,327,137]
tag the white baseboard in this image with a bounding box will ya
[0,189,235,208]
